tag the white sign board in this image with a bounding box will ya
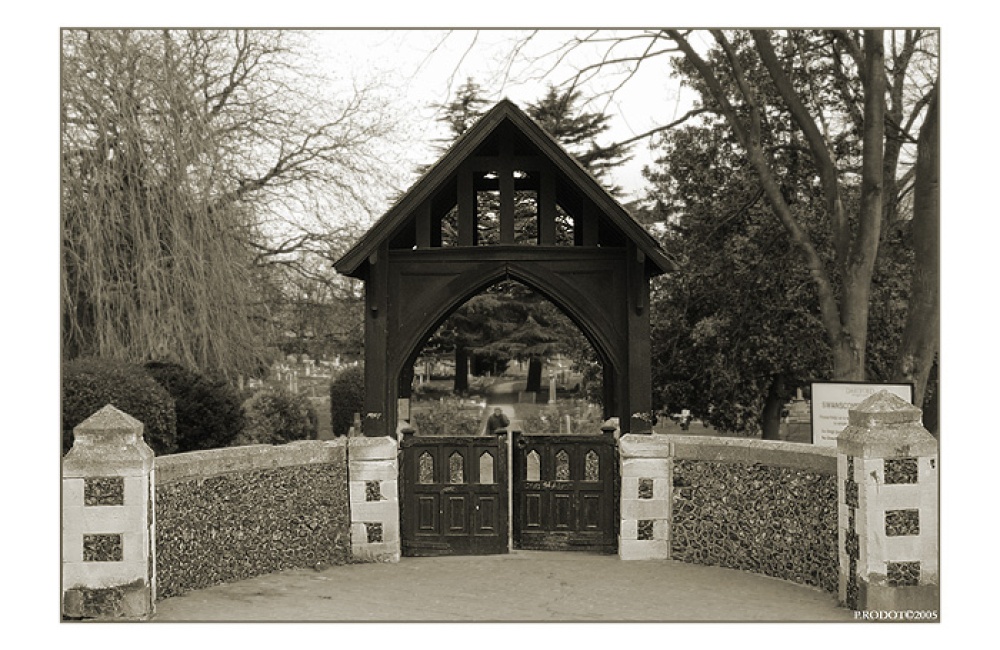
[810,382,914,447]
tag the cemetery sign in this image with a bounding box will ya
[810,381,914,447]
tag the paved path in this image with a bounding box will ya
[152,551,852,622]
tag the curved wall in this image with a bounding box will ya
[153,440,350,599]
[667,436,839,593]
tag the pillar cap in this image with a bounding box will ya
[74,404,143,441]
[64,404,154,475]
[837,390,936,458]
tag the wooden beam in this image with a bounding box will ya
[499,140,515,245]
[458,167,475,246]
[499,170,515,245]
[363,242,390,436]
[581,202,599,246]
[415,202,431,249]
[539,169,556,245]
[468,155,544,171]
[625,241,652,434]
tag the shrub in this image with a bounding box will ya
[234,387,318,446]
[411,398,483,436]
[329,365,364,437]
[520,402,604,434]
[62,357,177,455]
[143,361,245,452]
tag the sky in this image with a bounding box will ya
[308,29,699,206]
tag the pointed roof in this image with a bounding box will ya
[335,99,674,278]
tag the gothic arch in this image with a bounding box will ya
[335,100,673,436]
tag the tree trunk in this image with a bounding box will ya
[893,83,939,409]
[525,357,543,393]
[454,346,469,393]
[761,373,786,440]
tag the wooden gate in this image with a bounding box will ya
[400,434,508,556]
[513,432,617,553]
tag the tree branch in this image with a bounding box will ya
[752,30,849,263]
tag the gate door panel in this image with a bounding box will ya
[513,433,617,553]
[401,435,508,556]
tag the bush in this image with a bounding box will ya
[411,398,483,436]
[62,357,177,455]
[520,402,604,434]
[329,365,364,437]
[143,361,245,452]
[234,387,318,446]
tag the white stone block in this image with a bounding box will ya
[348,480,366,503]
[619,539,670,561]
[621,498,669,520]
[882,535,932,564]
[121,530,148,564]
[347,437,398,460]
[80,506,145,534]
[918,457,938,484]
[377,516,400,543]
[63,560,148,589]
[868,485,923,510]
[620,519,638,540]
[351,542,400,563]
[63,530,83,562]
[349,459,398,480]
[123,476,148,507]
[380,479,399,501]
[653,518,669,541]
[63,478,84,506]
[619,434,672,459]
[350,499,399,522]
[620,457,669,478]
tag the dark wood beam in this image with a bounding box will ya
[415,201,431,249]
[458,166,474,246]
[539,169,556,245]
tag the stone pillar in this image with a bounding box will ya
[347,436,400,562]
[837,390,939,612]
[618,433,671,560]
[62,405,156,619]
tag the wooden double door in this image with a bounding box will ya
[400,432,617,556]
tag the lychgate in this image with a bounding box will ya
[335,99,672,556]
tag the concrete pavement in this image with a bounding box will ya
[152,550,853,622]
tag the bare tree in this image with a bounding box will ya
[61,29,402,377]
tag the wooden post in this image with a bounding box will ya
[416,202,432,249]
[625,242,653,434]
[581,202,598,246]
[538,168,556,245]
[364,244,390,436]
[499,146,515,245]
[458,167,475,246]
